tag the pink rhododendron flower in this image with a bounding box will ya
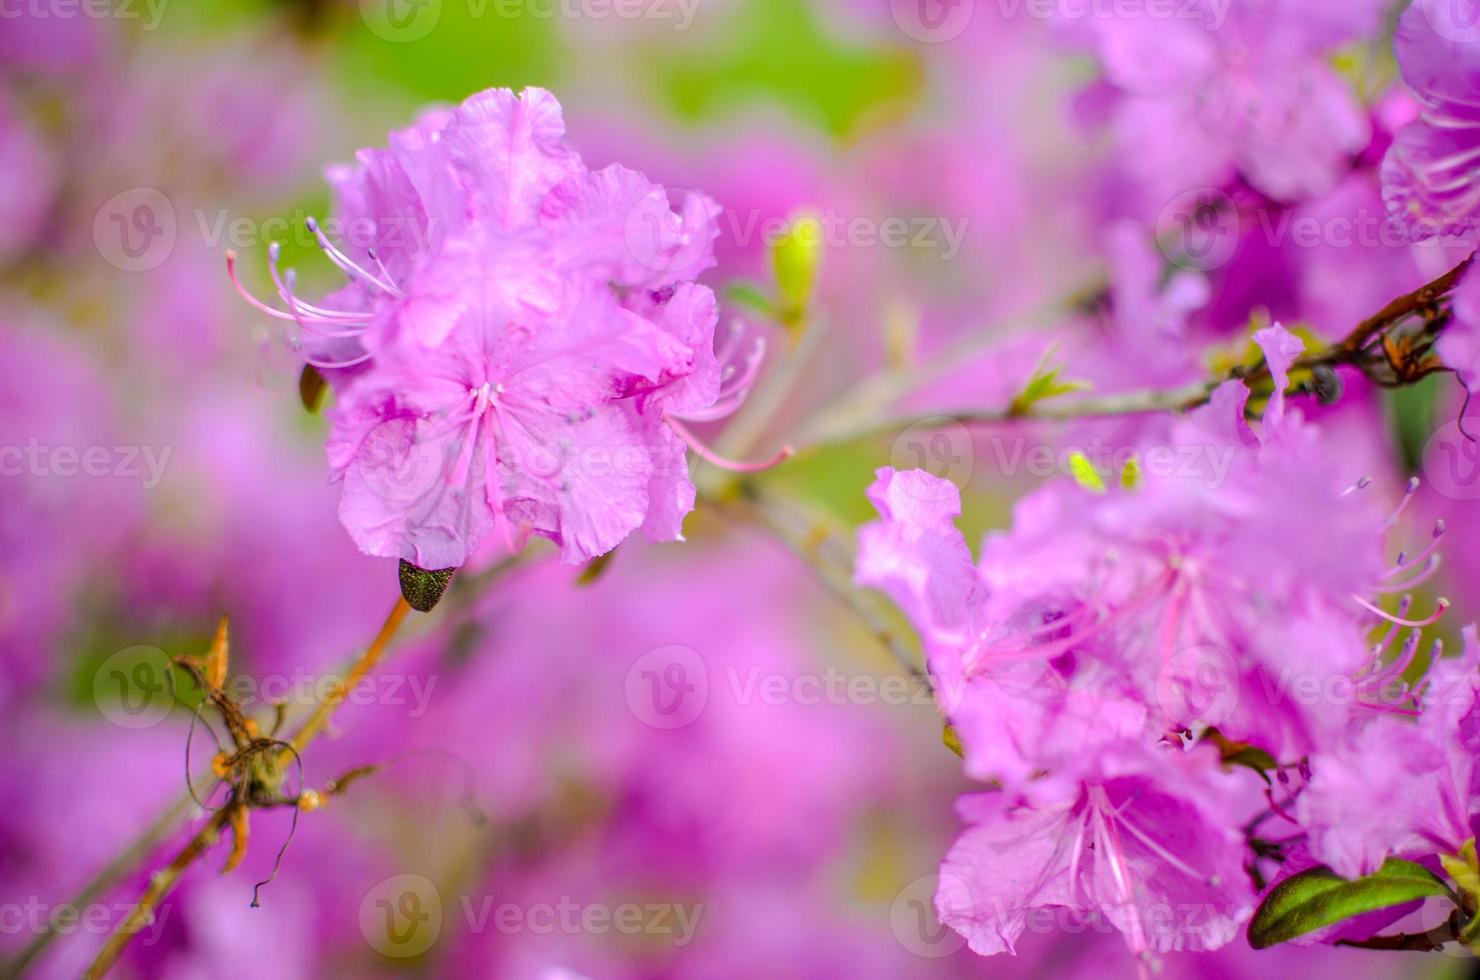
[939,741,1252,958]
[1062,0,1383,207]
[1297,626,1480,879]
[229,88,757,567]
[1382,0,1480,240]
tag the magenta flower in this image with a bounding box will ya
[1437,260,1480,392]
[854,325,1460,961]
[1382,0,1480,240]
[1296,626,1480,879]
[229,88,772,567]
[938,741,1253,959]
[1066,0,1383,206]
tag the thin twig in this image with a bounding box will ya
[81,807,233,980]
[810,255,1476,450]
[718,486,926,685]
[1,787,203,979]
[79,597,412,979]
[287,597,411,754]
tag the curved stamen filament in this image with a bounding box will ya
[227,250,309,323]
[1352,594,1449,628]
[1382,521,1445,580]
[227,249,373,329]
[305,217,403,298]
[289,339,375,371]
[1375,554,1442,593]
[277,269,376,340]
[1383,476,1421,530]
[366,247,400,291]
[664,414,792,473]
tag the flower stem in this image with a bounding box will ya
[809,254,1477,449]
[286,596,412,755]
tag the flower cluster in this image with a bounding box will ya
[229,88,762,569]
[1054,0,1386,209]
[857,324,1476,965]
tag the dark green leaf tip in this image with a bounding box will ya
[398,560,455,613]
[299,364,328,413]
[1247,858,1454,949]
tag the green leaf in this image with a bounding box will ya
[398,560,455,614]
[1008,345,1090,415]
[1248,858,1456,949]
[1205,729,1278,783]
[723,280,777,319]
